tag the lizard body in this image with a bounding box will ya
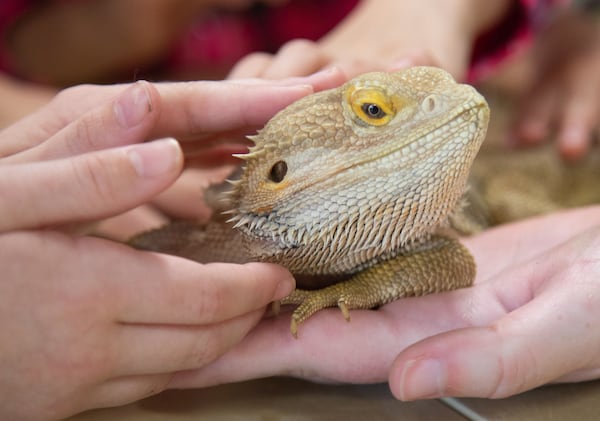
[132,66,491,336]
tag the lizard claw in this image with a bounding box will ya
[338,300,351,321]
[283,287,353,338]
[271,300,281,316]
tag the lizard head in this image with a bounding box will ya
[226,66,489,273]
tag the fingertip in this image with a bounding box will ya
[243,262,295,300]
[126,138,183,178]
[304,66,347,91]
[228,52,273,79]
[390,357,447,401]
[557,125,590,161]
[387,50,437,72]
[113,81,160,129]
[389,328,503,400]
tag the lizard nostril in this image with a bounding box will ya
[269,160,288,183]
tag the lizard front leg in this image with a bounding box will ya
[281,235,475,337]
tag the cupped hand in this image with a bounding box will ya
[0,72,347,419]
[169,206,600,400]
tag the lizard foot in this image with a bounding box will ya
[280,287,362,338]
[278,235,476,337]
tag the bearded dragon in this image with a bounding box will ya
[132,66,491,337]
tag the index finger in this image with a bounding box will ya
[104,241,296,325]
[0,68,346,157]
[150,67,346,140]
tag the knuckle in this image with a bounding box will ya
[70,112,105,153]
[71,152,121,208]
[192,279,223,324]
[190,336,218,366]
[487,322,540,398]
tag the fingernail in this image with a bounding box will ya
[274,276,295,300]
[398,358,446,400]
[114,81,153,128]
[127,138,182,177]
[310,66,339,77]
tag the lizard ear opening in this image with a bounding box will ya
[268,160,288,183]
[347,87,395,126]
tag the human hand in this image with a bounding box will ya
[229,0,511,80]
[0,73,56,129]
[512,12,600,160]
[1,68,345,237]
[167,206,600,400]
[0,71,346,420]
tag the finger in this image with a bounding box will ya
[387,50,439,72]
[512,83,558,147]
[167,209,600,389]
[390,230,600,400]
[113,249,295,324]
[85,373,172,411]
[168,280,511,390]
[150,166,233,220]
[0,138,182,231]
[113,309,266,375]
[332,58,388,79]
[4,81,161,163]
[463,206,600,283]
[227,66,346,90]
[0,72,346,157]
[0,83,130,156]
[262,39,331,79]
[228,52,274,79]
[92,205,169,241]
[151,82,315,140]
[556,80,600,160]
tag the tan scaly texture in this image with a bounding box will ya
[132,67,491,337]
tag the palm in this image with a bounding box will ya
[171,206,600,397]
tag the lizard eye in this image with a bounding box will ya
[361,103,386,119]
[348,87,395,126]
[268,160,287,183]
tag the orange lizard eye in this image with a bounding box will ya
[348,87,395,126]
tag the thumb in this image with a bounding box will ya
[0,138,182,231]
[388,325,542,400]
[389,238,599,400]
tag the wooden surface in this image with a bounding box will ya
[68,377,600,420]
[68,377,462,421]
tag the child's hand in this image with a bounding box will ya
[513,12,600,160]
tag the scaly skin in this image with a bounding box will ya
[131,67,490,336]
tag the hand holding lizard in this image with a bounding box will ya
[0,71,347,420]
[168,207,600,400]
